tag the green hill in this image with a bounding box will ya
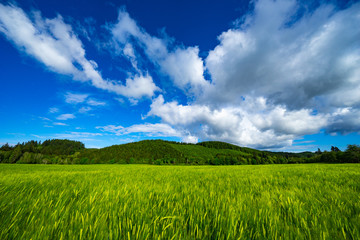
[77,140,314,165]
[79,140,184,164]
[1,139,359,164]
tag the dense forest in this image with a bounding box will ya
[0,139,359,165]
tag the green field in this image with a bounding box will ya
[0,164,359,239]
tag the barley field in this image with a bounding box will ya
[0,164,359,239]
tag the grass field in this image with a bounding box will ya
[0,164,359,239]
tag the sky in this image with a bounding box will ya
[0,0,359,151]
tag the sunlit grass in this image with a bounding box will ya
[0,164,359,239]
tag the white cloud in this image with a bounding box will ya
[182,135,198,144]
[0,5,78,74]
[204,0,360,110]
[39,117,50,121]
[115,97,125,104]
[122,43,140,71]
[31,134,46,139]
[78,106,92,113]
[0,3,159,100]
[49,107,59,113]
[111,9,210,96]
[56,113,75,120]
[128,98,139,106]
[54,132,103,138]
[111,74,160,99]
[65,92,106,108]
[107,1,360,149]
[97,123,181,137]
[87,99,106,106]
[65,92,88,104]
[53,122,67,126]
[160,47,210,95]
[147,95,327,149]
[97,122,199,144]
[2,1,360,150]
[111,10,142,44]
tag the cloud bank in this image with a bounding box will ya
[1,0,359,149]
[106,0,359,149]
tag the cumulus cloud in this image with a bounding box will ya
[56,113,75,120]
[0,3,159,99]
[106,1,360,149]
[112,74,160,99]
[160,47,209,95]
[110,9,210,96]
[107,0,356,149]
[2,1,359,150]
[326,108,360,134]
[204,0,360,110]
[147,95,327,148]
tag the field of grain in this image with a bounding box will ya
[0,164,359,239]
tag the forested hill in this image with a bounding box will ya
[0,139,359,164]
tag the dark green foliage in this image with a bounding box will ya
[1,140,359,165]
[79,157,89,164]
[78,140,317,165]
[0,143,13,151]
[0,139,84,164]
[0,151,11,163]
[41,139,84,155]
[22,140,40,153]
[320,151,337,163]
[78,140,183,164]
[344,145,360,163]
[310,145,360,163]
[331,146,341,152]
[17,152,46,164]
[198,141,261,154]
[9,146,22,163]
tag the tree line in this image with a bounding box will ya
[0,139,84,164]
[0,139,359,165]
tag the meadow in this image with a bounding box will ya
[0,164,359,239]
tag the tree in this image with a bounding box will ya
[345,145,360,163]
[41,139,85,155]
[316,148,322,154]
[331,146,341,152]
[320,151,337,163]
[9,146,23,163]
[0,143,13,151]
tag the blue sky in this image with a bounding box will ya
[0,0,359,151]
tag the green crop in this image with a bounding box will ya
[0,164,359,239]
